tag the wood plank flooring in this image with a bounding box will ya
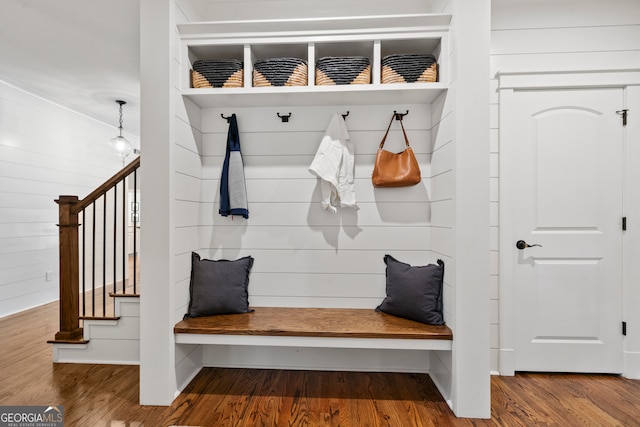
[2,301,640,426]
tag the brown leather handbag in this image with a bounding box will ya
[372,114,422,187]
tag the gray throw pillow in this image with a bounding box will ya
[375,255,444,325]
[185,252,254,318]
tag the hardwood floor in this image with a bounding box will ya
[1,301,640,426]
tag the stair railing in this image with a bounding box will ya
[51,157,140,342]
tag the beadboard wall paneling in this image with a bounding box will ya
[490,0,640,374]
[0,80,133,318]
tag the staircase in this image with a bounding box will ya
[49,157,141,364]
[52,295,140,364]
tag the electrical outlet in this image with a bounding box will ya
[46,271,53,281]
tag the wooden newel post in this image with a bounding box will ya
[53,195,83,342]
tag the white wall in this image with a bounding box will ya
[202,0,448,21]
[185,104,433,310]
[173,0,206,392]
[139,0,178,406]
[491,0,640,374]
[0,80,135,318]
[172,0,444,392]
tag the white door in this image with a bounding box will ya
[502,88,624,373]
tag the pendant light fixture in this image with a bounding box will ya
[109,100,132,159]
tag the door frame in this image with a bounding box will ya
[497,69,640,378]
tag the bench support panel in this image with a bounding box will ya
[200,344,434,374]
[175,333,453,351]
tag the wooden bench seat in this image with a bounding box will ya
[174,307,453,351]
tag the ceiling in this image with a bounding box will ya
[0,0,141,135]
[0,0,563,139]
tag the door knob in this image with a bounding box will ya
[516,240,542,250]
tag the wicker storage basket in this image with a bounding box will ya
[315,56,371,85]
[381,54,437,84]
[191,59,244,88]
[253,57,308,87]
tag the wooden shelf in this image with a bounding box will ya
[179,13,450,108]
[182,83,447,108]
[178,13,452,39]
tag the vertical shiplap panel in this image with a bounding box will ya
[0,80,131,318]
[491,0,640,374]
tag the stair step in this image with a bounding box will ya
[47,337,89,345]
[109,293,140,298]
[81,316,120,321]
[51,297,140,364]
[84,317,140,340]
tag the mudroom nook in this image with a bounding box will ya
[139,0,490,419]
[6,0,640,424]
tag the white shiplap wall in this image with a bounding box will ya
[0,80,133,318]
[192,104,434,309]
[490,0,640,373]
[195,105,440,373]
[169,0,453,391]
[172,1,206,392]
[156,2,495,416]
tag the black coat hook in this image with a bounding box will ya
[341,111,350,120]
[394,110,409,121]
[277,112,292,123]
[221,113,233,123]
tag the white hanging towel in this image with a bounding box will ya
[309,113,358,213]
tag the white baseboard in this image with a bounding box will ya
[498,348,515,376]
[624,350,640,379]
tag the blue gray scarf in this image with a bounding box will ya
[219,114,248,218]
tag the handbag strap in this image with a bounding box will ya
[378,113,411,149]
